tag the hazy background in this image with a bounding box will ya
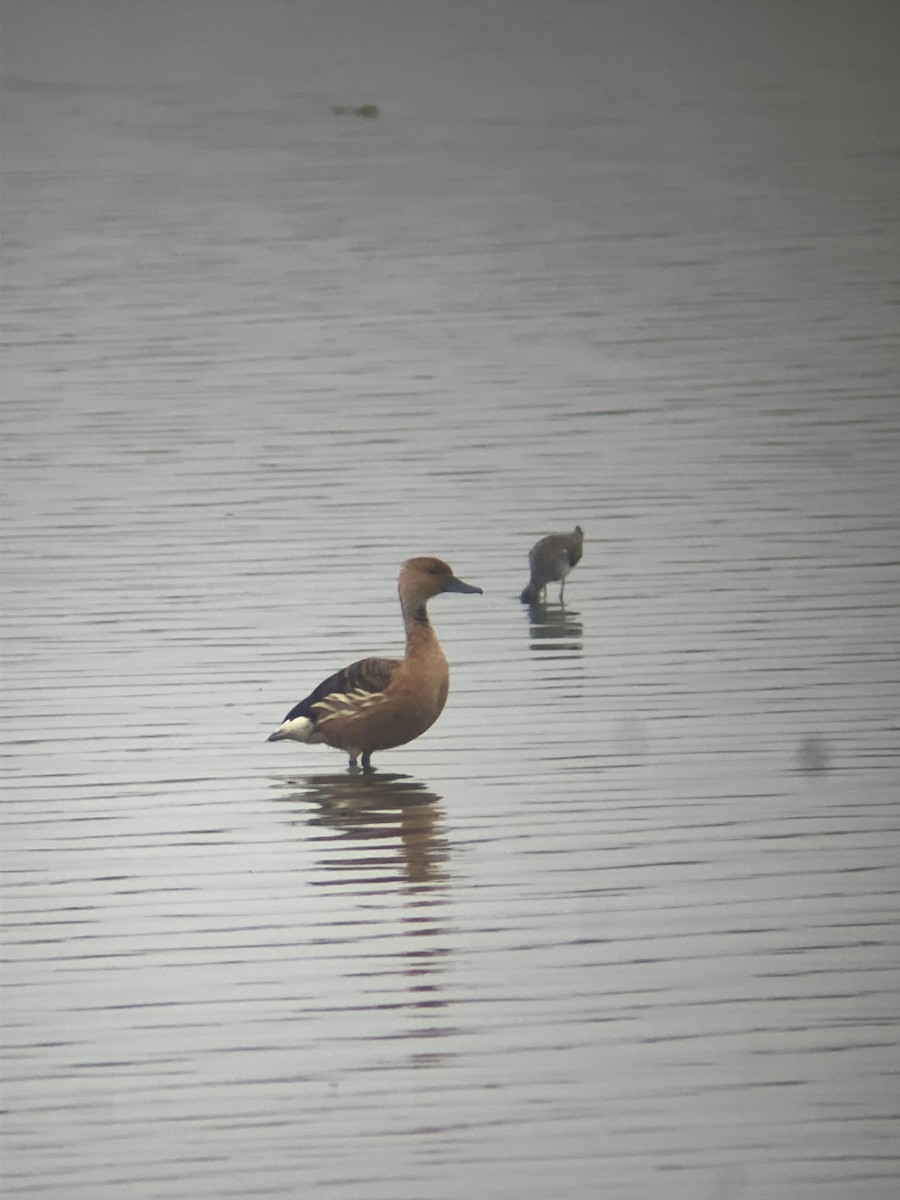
[2,2,899,1198]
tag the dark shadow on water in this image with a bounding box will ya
[524,601,584,655]
[274,770,448,887]
[794,736,831,777]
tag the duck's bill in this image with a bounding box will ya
[443,575,483,595]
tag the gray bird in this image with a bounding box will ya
[520,526,584,604]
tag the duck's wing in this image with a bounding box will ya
[282,656,400,723]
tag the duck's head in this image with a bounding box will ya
[399,557,482,609]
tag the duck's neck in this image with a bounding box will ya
[402,598,439,657]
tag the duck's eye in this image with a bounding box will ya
[428,566,439,575]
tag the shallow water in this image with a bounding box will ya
[2,1,899,1197]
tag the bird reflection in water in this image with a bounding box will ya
[278,771,453,1051]
[523,600,584,656]
[279,771,447,887]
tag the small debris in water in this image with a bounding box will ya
[796,737,830,775]
[332,104,379,118]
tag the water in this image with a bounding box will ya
[2,1,899,1197]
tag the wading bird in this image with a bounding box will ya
[520,526,584,604]
[267,557,482,770]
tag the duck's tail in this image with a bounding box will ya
[266,715,316,743]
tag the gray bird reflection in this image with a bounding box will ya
[523,600,584,656]
[278,770,448,887]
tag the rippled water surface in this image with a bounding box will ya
[2,2,899,1197]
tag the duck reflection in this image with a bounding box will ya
[278,771,447,887]
[277,771,454,1049]
[524,601,584,655]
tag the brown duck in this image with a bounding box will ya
[520,525,584,604]
[267,557,482,769]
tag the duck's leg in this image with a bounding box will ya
[348,752,358,768]
[361,751,373,771]
[559,577,566,604]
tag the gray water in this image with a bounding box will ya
[2,2,899,1197]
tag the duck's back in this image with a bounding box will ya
[282,656,399,724]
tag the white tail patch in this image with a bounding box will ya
[268,715,322,743]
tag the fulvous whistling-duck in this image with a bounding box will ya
[267,557,482,770]
[520,526,584,604]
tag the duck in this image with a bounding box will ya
[267,557,482,770]
[520,525,584,604]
